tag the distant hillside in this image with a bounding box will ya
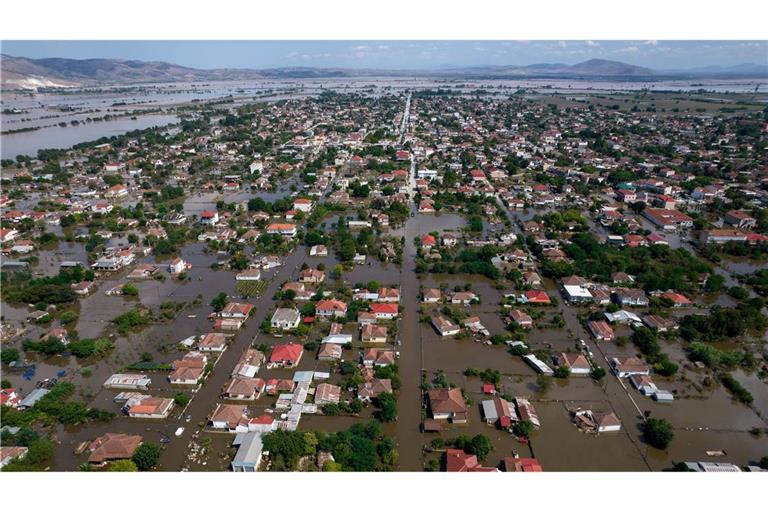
[685,63,768,76]
[0,54,267,89]
[2,54,765,90]
[561,59,652,76]
[428,59,654,78]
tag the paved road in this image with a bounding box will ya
[159,246,307,470]
[158,187,345,470]
[392,92,429,470]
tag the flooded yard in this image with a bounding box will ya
[530,401,649,471]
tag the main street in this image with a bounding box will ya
[392,91,428,470]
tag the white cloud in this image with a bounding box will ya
[558,41,568,48]
[617,46,639,53]
[644,40,659,46]
[586,40,599,47]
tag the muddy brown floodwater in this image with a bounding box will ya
[6,87,768,474]
[394,209,428,470]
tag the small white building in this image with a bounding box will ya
[168,257,188,274]
[270,308,301,331]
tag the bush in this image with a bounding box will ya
[174,393,190,407]
[510,344,529,356]
[24,338,66,356]
[322,403,339,416]
[654,359,679,377]
[87,408,115,422]
[109,459,138,471]
[643,418,674,449]
[1,348,20,364]
[121,283,139,296]
[536,374,553,392]
[68,338,114,359]
[348,398,363,414]
[720,374,754,404]
[728,286,750,301]
[111,308,150,334]
[60,310,78,325]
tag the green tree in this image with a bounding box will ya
[338,239,356,262]
[323,460,342,471]
[375,393,397,422]
[262,430,309,470]
[132,443,162,471]
[468,434,492,461]
[57,401,89,424]
[643,418,674,449]
[303,432,318,455]
[173,393,190,407]
[210,292,228,312]
[512,420,533,439]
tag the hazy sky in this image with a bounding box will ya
[2,41,766,70]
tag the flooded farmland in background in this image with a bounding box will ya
[1,114,180,160]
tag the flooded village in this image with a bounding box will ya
[2,78,768,473]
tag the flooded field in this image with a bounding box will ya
[1,114,180,160]
[531,401,649,471]
[182,186,297,217]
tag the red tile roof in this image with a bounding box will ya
[269,343,303,364]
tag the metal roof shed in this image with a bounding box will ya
[231,432,263,472]
[18,388,49,409]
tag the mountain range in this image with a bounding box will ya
[2,54,766,90]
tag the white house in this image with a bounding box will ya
[200,210,219,226]
[168,257,188,274]
[270,308,301,330]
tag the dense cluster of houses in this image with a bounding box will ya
[1,83,765,473]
